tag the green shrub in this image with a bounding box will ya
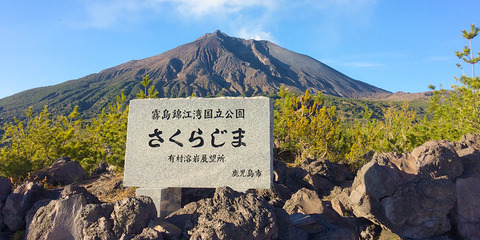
[343,102,418,170]
[0,106,80,181]
[417,24,480,141]
[0,91,129,180]
[274,88,344,164]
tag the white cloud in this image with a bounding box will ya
[83,0,159,28]
[303,0,377,13]
[237,26,275,42]
[81,0,278,28]
[78,0,377,54]
[174,0,276,17]
[80,0,377,29]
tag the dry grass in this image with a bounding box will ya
[80,172,136,203]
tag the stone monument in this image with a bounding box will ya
[124,97,273,218]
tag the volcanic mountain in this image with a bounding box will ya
[0,30,389,122]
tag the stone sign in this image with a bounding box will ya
[124,97,273,217]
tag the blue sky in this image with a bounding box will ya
[1,0,479,99]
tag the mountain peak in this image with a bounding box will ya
[196,30,229,42]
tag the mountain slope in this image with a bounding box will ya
[0,30,389,123]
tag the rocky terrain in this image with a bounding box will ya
[1,133,479,239]
[365,91,434,102]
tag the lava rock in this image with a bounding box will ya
[30,156,86,185]
[111,196,157,237]
[3,181,46,231]
[27,194,86,240]
[183,187,278,240]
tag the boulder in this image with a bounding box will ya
[348,153,414,226]
[30,156,85,185]
[81,196,157,239]
[283,188,325,215]
[81,202,116,240]
[0,177,12,201]
[303,173,334,194]
[111,196,158,237]
[348,140,462,239]
[357,218,382,240]
[274,158,353,197]
[282,167,312,194]
[325,184,353,216]
[26,194,87,240]
[0,176,12,230]
[289,212,323,234]
[25,199,52,236]
[283,188,357,239]
[411,140,464,180]
[274,208,307,240]
[274,160,322,195]
[148,219,181,240]
[130,227,163,240]
[330,198,346,217]
[60,184,100,204]
[457,147,480,175]
[3,181,47,231]
[0,201,4,232]
[380,178,455,238]
[451,168,480,239]
[302,158,353,184]
[183,187,278,239]
[457,133,480,151]
[250,183,292,208]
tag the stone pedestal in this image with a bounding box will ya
[136,188,181,219]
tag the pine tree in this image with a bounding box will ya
[424,24,480,140]
[137,75,159,99]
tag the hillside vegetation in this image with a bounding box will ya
[1,25,480,182]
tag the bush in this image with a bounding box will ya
[0,106,81,181]
[343,102,418,170]
[274,88,343,164]
[80,91,129,172]
[0,92,129,181]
